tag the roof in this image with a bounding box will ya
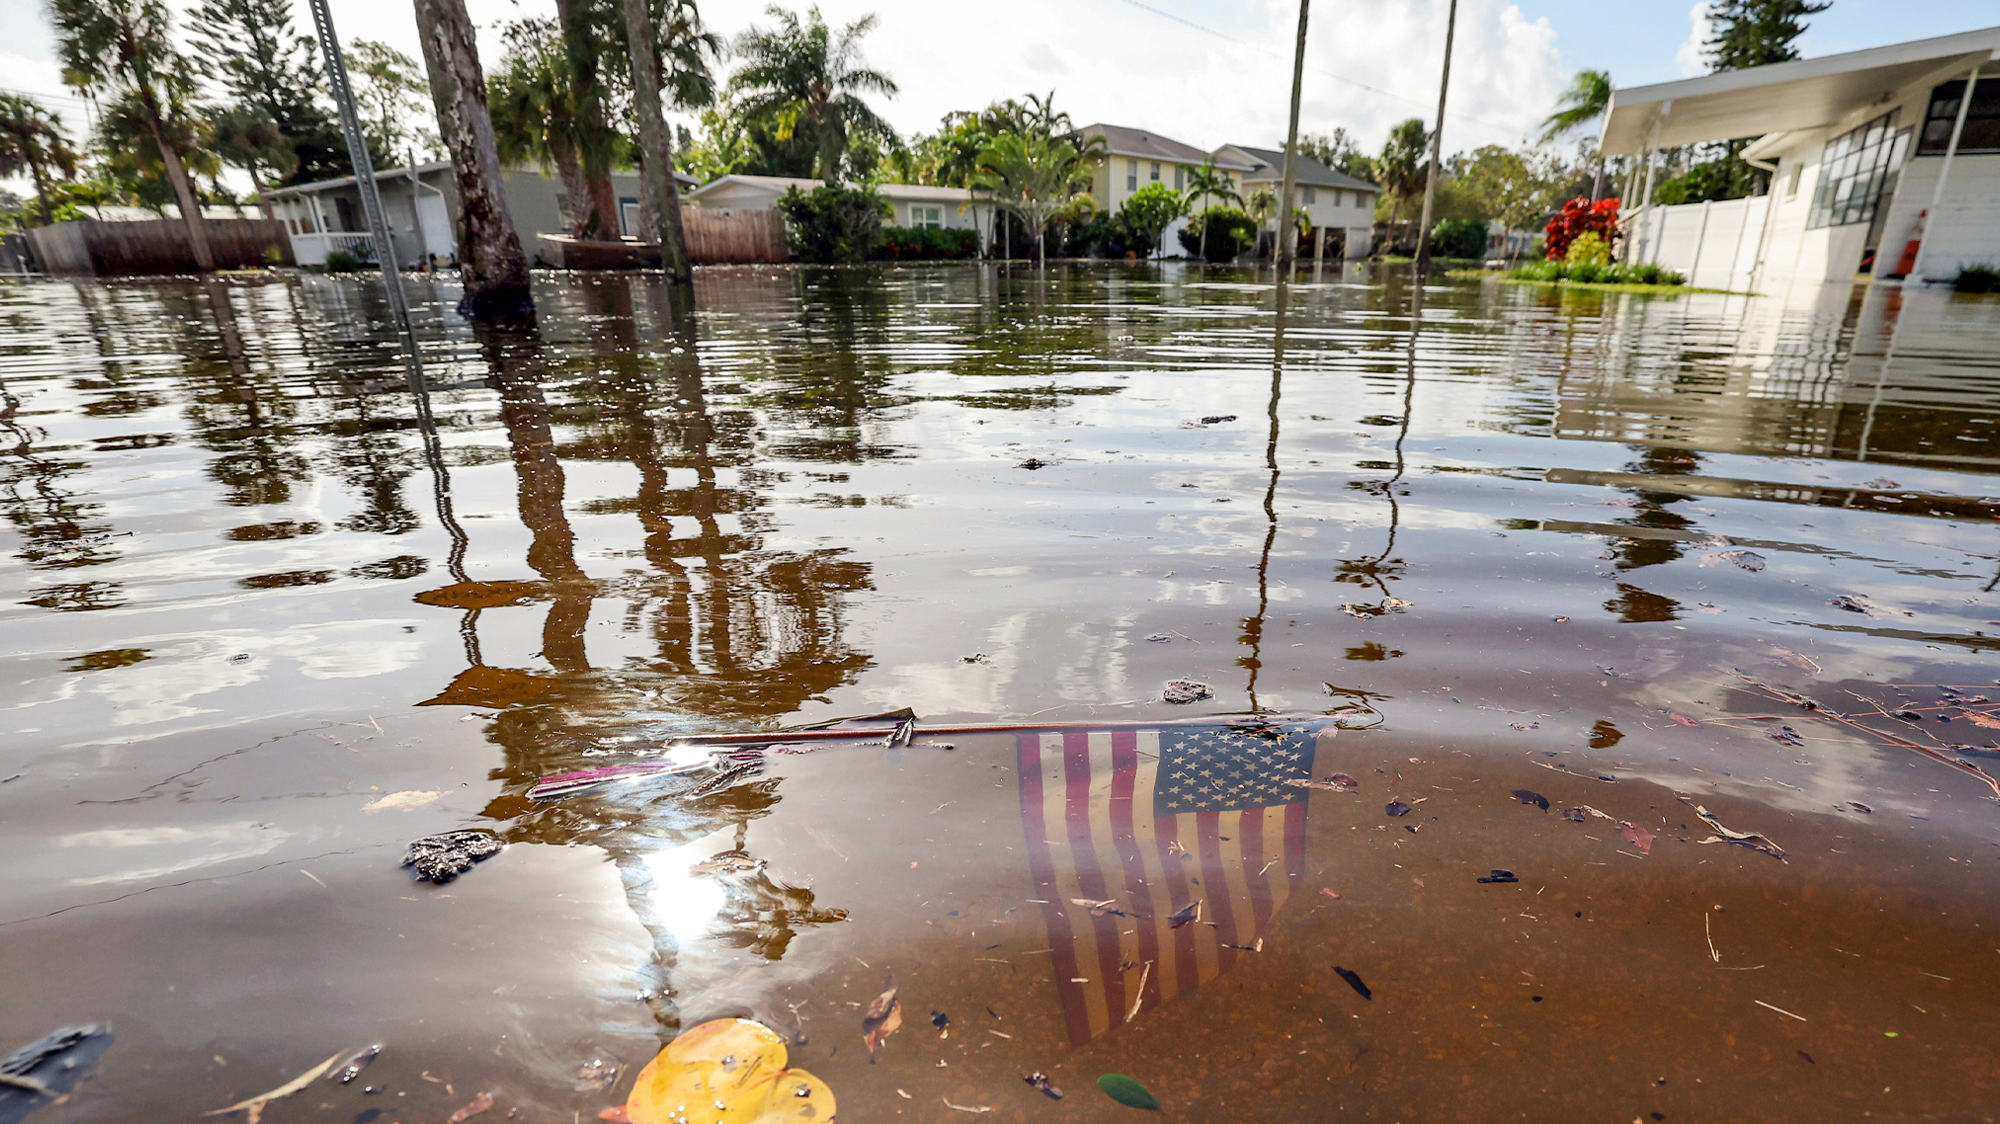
[876,183,979,202]
[1601,25,2000,154]
[1216,144,1378,191]
[1080,123,1255,170]
[683,174,820,203]
[265,161,454,197]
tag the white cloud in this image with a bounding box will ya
[1676,1,1712,77]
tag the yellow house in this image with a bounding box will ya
[1079,123,1257,251]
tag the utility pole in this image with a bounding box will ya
[1412,0,1458,274]
[1274,0,1310,268]
[308,0,433,419]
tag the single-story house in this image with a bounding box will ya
[1080,123,1257,256]
[683,174,995,235]
[265,162,698,268]
[1212,143,1379,258]
[1603,24,1999,294]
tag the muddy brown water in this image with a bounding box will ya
[3,264,2000,1123]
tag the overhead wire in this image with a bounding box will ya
[1112,0,1527,138]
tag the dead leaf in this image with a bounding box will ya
[1679,797,1787,859]
[1022,1072,1064,1100]
[1165,901,1199,929]
[1512,789,1549,812]
[1283,777,1348,791]
[1774,649,1821,673]
[362,790,442,813]
[1669,714,1701,727]
[1069,898,1126,917]
[862,976,902,1061]
[1618,822,1655,855]
[447,1092,495,1123]
[1328,772,1359,788]
[1961,710,2000,730]
[205,1051,346,1123]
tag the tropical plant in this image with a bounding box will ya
[871,226,979,260]
[1563,230,1610,266]
[969,129,1102,261]
[1540,70,1612,142]
[47,0,217,266]
[1300,128,1373,180]
[344,40,439,160]
[1176,207,1257,262]
[1508,258,1683,286]
[1953,264,2000,295]
[1542,196,1620,261]
[208,104,296,215]
[776,183,889,263]
[1375,118,1430,223]
[730,5,899,182]
[1180,160,1242,261]
[189,0,350,184]
[490,18,597,236]
[0,93,81,226]
[1116,182,1185,259]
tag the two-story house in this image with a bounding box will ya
[1079,123,1257,255]
[1212,144,1381,259]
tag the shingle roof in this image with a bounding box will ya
[1220,145,1378,191]
[1081,124,1256,170]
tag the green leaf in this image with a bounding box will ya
[1097,1073,1161,1111]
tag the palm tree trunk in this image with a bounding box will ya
[137,87,216,272]
[621,0,692,287]
[549,135,592,237]
[412,0,533,316]
[552,0,619,241]
[26,148,53,227]
[249,169,273,219]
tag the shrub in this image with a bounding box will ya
[1177,206,1258,262]
[1118,183,1187,259]
[871,226,980,261]
[1955,264,2000,294]
[323,249,359,272]
[1564,230,1611,267]
[1504,259,1686,287]
[1543,196,1619,261]
[1061,212,1124,258]
[776,184,891,264]
[1430,217,1489,260]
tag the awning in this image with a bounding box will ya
[1600,26,2000,154]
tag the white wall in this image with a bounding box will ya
[1876,155,2000,282]
[1631,195,1769,290]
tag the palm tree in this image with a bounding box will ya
[1539,70,1612,141]
[46,0,217,269]
[969,130,1101,262]
[1183,159,1242,261]
[489,19,595,237]
[729,5,898,183]
[208,105,296,217]
[0,94,80,227]
[1375,118,1429,224]
[623,0,694,285]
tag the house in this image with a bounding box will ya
[1602,25,2000,295]
[1079,123,1256,255]
[1212,143,1379,258]
[683,174,996,237]
[264,161,698,268]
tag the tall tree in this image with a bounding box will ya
[489,18,594,237]
[412,0,533,315]
[188,0,348,184]
[1539,70,1611,141]
[47,0,217,269]
[208,104,295,215]
[550,0,620,240]
[0,94,80,226]
[730,6,899,182]
[969,130,1100,262]
[623,0,692,284]
[346,40,441,161]
[1375,117,1430,223]
[1300,128,1372,179]
[1704,0,1830,71]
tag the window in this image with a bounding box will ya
[1917,76,2000,155]
[1149,161,1161,182]
[1807,111,1908,229]
[619,198,640,237]
[1786,163,1802,197]
[1126,159,1137,192]
[910,204,943,229]
[1173,164,1185,190]
[1302,185,1316,205]
[1331,189,1342,209]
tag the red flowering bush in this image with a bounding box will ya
[1543,197,1620,261]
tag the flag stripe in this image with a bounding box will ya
[1019,732,1094,1047]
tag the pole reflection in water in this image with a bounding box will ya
[1242,279,1287,713]
[399,280,865,1041]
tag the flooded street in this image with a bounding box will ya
[4,263,2000,1122]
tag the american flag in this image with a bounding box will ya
[1017,720,1321,1046]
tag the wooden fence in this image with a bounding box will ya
[26,218,293,277]
[683,208,788,264]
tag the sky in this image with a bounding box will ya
[2,0,1997,196]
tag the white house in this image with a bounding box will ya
[1211,143,1379,259]
[1603,25,2000,295]
[265,162,698,268]
[683,174,995,237]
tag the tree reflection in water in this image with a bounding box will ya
[405,277,872,1040]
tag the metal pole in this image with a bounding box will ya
[407,148,433,272]
[306,0,431,415]
[1412,0,1458,274]
[1274,0,1310,268]
[1910,64,1982,284]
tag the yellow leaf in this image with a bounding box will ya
[626,1020,834,1124]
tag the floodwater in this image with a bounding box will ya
[3,263,2000,1123]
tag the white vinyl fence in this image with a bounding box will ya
[1625,195,1770,292]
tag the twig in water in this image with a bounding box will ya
[1755,999,1808,1022]
[1706,913,1721,963]
[1125,961,1152,1024]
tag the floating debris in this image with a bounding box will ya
[206,1050,347,1122]
[1512,789,1549,812]
[1680,797,1787,860]
[1333,966,1372,1000]
[1161,680,1212,704]
[1477,869,1520,884]
[1023,1072,1064,1100]
[327,1045,381,1084]
[1385,800,1412,817]
[401,831,502,884]
[862,976,902,1062]
[1098,1073,1162,1110]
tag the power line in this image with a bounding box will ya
[0,85,93,108]
[1112,0,1526,138]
